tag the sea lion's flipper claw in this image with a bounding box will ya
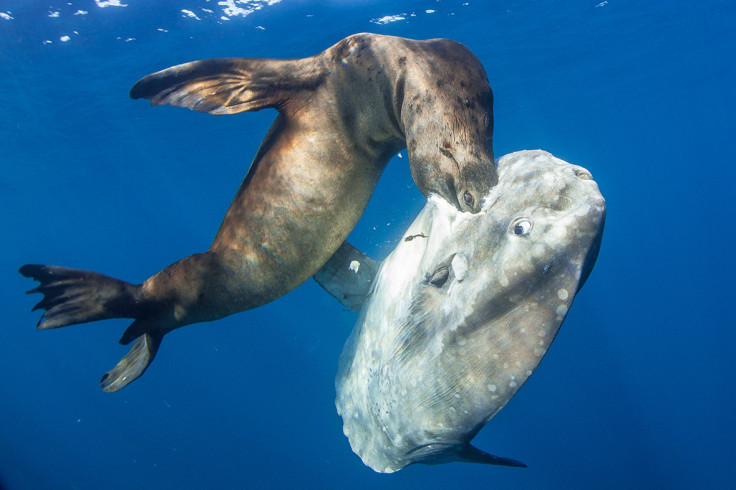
[130,57,325,115]
[100,331,162,392]
[19,264,138,329]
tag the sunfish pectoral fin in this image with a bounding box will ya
[100,330,163,393]
[130,57,326,115]
[454,443,527,468]
[313,241,380,310]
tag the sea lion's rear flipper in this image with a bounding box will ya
[19,264,140,329]
[130,57,325,115]
[20,264,165,391]
[313,241,380,310]
[100,331,162,392]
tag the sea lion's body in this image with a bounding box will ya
[20,33,496,391]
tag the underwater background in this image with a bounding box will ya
[1,1,734,488]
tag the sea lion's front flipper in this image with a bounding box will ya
[130,57,326,115]
[19,264,140,329]
[313,241,380,310]
[100,331,163,392]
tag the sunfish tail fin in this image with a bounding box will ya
[19,264,140,329]
[313,241,380,310]
[129,56,326,115]
[455,443,527,468]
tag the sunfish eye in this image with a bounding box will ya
[511,218,532,236]
[463,191,474,207]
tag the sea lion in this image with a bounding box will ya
[315,150,606,472]
[20,33,497,392]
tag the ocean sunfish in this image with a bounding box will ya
[314,150,606,472]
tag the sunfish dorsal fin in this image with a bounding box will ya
[130,56,326,115]
[313,241,380,310]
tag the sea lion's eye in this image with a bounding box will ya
[511,218,532,236]
[463,191,474,207]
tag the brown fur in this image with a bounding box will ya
[21,34,496,390]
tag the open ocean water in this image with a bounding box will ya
[1,1,734,489]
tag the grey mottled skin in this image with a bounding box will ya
[19,34,496,391]
[319,150,605,472]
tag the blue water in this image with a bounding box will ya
[1,1,734,488]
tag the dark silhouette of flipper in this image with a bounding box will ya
[313,241,380,310]
[19,265,159,391]
[19,265,140,329]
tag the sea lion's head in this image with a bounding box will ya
[398,38,498,213]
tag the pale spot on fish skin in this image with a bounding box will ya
[509,381,518,388]
[575,202,591,217]
[487,383,497,392]
[556,304,568,316]
[557,288,569,300]
[451,254,468,281]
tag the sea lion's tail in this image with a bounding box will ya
[19,264,160,392]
